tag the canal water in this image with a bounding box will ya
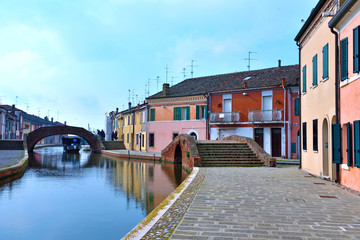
[0,147,189,240]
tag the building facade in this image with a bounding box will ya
[295,0,338,180]
[208,65,299,158]
[329,0,360,191]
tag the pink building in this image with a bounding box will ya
[329,0,360,191]
[146,83,208,152]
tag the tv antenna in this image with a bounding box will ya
[244,51,257,71]
[189,60,198,78]
[128,89,131,102]
[182,68,187,79]
[171,76,177,86]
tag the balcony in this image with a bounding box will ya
[248,109,282,122]
[209,112,240,123]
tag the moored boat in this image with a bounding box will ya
[62,137,81,153]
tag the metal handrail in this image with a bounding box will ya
[209,112,240,123]
[248,109,282,122]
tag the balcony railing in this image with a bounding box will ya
[248,109,282,122]
[209,112,240,123]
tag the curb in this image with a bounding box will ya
[0,151,29,181]
[122,167,200,239]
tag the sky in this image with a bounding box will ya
[0,0,317,131]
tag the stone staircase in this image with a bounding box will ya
[196,141,264,167]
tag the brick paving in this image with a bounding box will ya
[170,167,360,240]
[0,150,25,169]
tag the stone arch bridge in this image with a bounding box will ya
[26,126,102,153]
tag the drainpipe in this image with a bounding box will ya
[330,27,340,182]
[288,87,292,159]
[205,94,210,140]
[296,41,302,169]
[282,79,286,158]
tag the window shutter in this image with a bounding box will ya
[150,109,155,121]
[186,106,190,120]
[196,105,200,119]
[347,122,352,166]
[303,122,307,150]
[332,123,342,164]
[205,105,208,119]
[354,120,360,167]
[302,65,307,93]
[354,26,360,73]
[294,98,299,116]
[323,43,329,79]
[341,38,348,81]
[312,54,318,86]
[173,107,179,120]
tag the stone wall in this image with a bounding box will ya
[223,135,276,167]
[161,134,201,171]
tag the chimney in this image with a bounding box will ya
[116,108,119,114]
[64,121,67,125]
[128,102,131,110]
[278,59,282,68]
[281,77,285,86]
[163,83,170,96]
[11,104,15,114]
[51,117,53,122]
[243,81,247,89]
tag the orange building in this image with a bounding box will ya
[208,64,299,159]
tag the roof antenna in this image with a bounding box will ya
[189,60,198,78]
[182,68,187,80]
[244,51,257,71]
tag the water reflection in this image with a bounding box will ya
[0,147,190,239]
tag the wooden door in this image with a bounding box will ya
[271,128,281,157]
[254,128,264,149]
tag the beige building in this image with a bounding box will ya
[295,0,340,180]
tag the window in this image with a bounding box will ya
[341,37,348,81]
[302,122,307,150]
[173,106,190,120]
[312,54,318,86]
[127,116,130,125]
[142,134,145,148]
[323,43,329,79]
[136,134,139,145]
[346,122,352,166]
[127,133,129,143]
[172,132,178,140]
[354,121,360,167]
[149,133,154,147]
[302,65,307,93]
[294,98,299,116]
[313,119,318,151]
[121,134,124,141]
[196,105,208,119]
[142,112,146,123]
[354,26,360,73]
[150,109,155,121]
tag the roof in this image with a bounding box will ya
[294,0,327,42]
[329,0,358,28]
[147,64,299,99]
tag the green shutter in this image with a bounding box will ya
[347,122,353,166]
[196,105,200,119]
[323,43,329,79]
[186,106,190,120]
[332,124,342,164]
[302,65,307,93]
[354,120,360,167]
[294,98,299,116]
[312,54,318,86]
[150,109,155,121]
[174,107,181,120]
[291,143,296,154]
[173,107,177,120]
[204,105,208,120]
[341,38,348,81]
[354,26,360,73]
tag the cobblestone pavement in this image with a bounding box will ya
[170,167,360,240]
[0,150,25,169]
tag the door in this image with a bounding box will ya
[322,119,329,177]
[254,128,264,149]
[223,99,232,122]
[271,128,281,157]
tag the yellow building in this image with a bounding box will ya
[295,0,341,180]
[134,105,147,152]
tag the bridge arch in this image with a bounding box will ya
[26,126,102,153]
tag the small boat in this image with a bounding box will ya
[62,137,81,153]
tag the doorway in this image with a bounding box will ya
[271,128,282,157]
[254,128,264,148]
[322,118,329,177]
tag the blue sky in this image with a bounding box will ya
[0,0,316,131]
